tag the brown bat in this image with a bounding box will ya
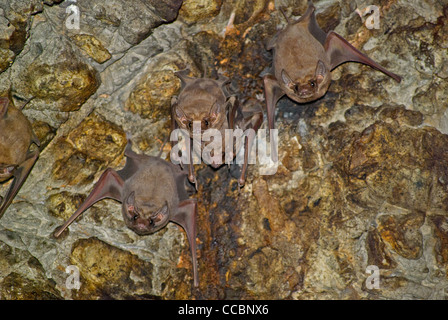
[53,140,199,287]
[171,70,263,187]
[0,97,40,219]
[263,2,401,131]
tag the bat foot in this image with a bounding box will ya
[238,176,246,188]
[188,175,197,191]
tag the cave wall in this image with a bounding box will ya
[0,0,448,299]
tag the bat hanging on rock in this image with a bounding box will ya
[171,69,263,187]
[53,139,199,287]
[263,1,401,131]
[0,97,40,219]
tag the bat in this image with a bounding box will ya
[263,1,401,131]
[53,140,199,287]
[0,97,40,219]
[171,70,263,187]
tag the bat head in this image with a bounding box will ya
[172,97,225,136]
[280,60,331,102]
[172,70,230,137]
[122,191,171,235]
[171,76,229,136]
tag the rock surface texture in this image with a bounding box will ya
[0,0,448,299]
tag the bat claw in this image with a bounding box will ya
[52,225,67,239]
[238,177,245,188]
[188,175,197,191]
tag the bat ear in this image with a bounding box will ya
[173,104,188,126]
[209,101,224,127]
[126,191,136,209]
[0,97,9,119]
[170,96,178,107]
[175,69,195,89]
[209,101,221,117]
[315,60,327,83]
[281,69,294,87]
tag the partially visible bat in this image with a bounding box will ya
[263,2,401,131]
[53,140,199,287]
[171,70,263,187]
[0,97,40,219]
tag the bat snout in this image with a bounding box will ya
[126,203,170,235]
[298,88,314,99]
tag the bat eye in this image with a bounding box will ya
[133,214,139,221]
[204,119,209,127]
[188,121,193,129]
[309,80,316,88]
[149,219,154,226]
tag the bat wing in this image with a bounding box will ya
[170,101,197,188]
[325,31,401,82]
[170,198,199,287]
[115,140,144,180]
[263,74,284,132]
[0,149,39,219]
[231,98,264,187]
[241,99,263,131]
[53,168,124,237]
[300,2,327,46]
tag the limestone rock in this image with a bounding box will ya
[51,112,126,186]
[69,237,154,299]
[0,0,448,301]
[179,0,223,24]
[71,34,111,64]
[0,241,61,300]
